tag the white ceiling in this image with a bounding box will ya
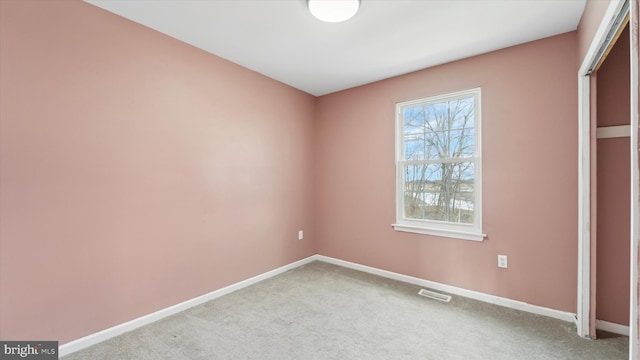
[85,0,586,96]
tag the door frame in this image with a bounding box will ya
[629,1,639,358]
[577,1,638,359]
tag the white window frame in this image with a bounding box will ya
[392,88,485,241]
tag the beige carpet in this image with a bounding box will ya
[62,261,628,359]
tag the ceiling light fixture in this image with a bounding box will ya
[307,0,360,23]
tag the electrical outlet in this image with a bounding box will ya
[498,255,508,269]
[298,230,304,240]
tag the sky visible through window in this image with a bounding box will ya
[402,95,476,223]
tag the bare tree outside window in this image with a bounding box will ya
[401,95,476,224]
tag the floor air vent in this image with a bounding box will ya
[418,289,452,303]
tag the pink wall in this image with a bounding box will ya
[315,32,579,312]
[577,0,612,66]
[597,25,631,127]
[0,0,316,343]
[1,0,632,349]
[596,25,631,326]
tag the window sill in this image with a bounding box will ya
[392,224,486,242]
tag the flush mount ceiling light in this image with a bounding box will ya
[307,0,360,23]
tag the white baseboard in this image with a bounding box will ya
[59,255,317,357]
[60,253,579,357]
[596,319,630,336]
[315,255,577,324]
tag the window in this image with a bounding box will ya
[393,88,484,241]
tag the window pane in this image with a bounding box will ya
[403,96,475,161]
[403,162,474,224]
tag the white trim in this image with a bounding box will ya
[392,223,485,241]
[596,125,631,138]
[394,88,483,241]
[58,255,318,357]
[577,0,627,340]
[596,319,630,336]
[577,74,592,338]
[629,1,639,358]
[315,255,576,324]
